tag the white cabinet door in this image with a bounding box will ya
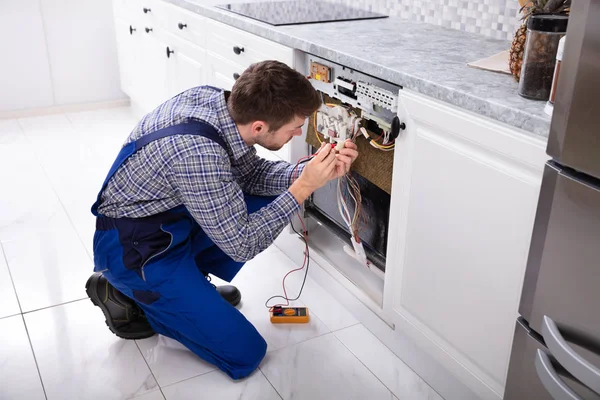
[114,18,141,98]
[205,19,294,69]
[136,30,169,111]
[206,54,244,91]
[384,89,548,399]
[162,32,207,98]
[0,0,54,111]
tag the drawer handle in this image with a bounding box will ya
[166,46,174,58]
[129,25,136,35]
[178,22,187,30]
[233,46,244,55]
[233,73,240,80]
[143,7,151,13]
[145,27,153,33]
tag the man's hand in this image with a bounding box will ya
[289,142,337,203]
[333,140,359,177]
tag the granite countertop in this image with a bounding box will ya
[165,0,552,138]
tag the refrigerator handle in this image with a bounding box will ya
[536,349,582,400]
[543,316,600,394]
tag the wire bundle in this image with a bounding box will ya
[337,172,362,240]
[313,104,395,151]
[264,158,311,309]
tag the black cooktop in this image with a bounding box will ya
[216,0,388,26]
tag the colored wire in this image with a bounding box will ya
[265,160,311,309]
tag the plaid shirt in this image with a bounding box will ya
[97,86,302,262]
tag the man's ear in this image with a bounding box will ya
[250,121,269,136]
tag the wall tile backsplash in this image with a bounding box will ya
[325,0,521,40]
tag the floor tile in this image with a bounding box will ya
[24,299,158,400]
[227,247,332,352]
[18,114,95,178]
[133,390,166,400]
[260,333,395,400]
[275,245,359,332]
[50,168,104,257]
[136,334,216,387]
[65,107,138,170]
[0,315,46,400]
[336,324,443,400]
[162,370,281,400]
[0,119,63,243]
[3,207,92,312]
[0,245,20,318]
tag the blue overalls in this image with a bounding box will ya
[91,121,274,379]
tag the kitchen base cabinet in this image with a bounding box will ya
[112,0,294,115]
[383,89,549,400]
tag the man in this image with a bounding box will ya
[85,60,358,380]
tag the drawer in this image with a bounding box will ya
[205,19,293,69]
[158,2,207,47]
[207,53,246,91]
[133,0,165,28]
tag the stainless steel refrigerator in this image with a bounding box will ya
[504,0,600,399]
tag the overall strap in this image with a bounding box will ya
[91,121,226,216]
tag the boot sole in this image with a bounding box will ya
[85,274,155,340]
[229,291,242,307]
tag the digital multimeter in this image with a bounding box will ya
[270,306,310,324]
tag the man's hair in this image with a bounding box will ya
[228,60,322,132]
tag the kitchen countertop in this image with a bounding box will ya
[165,0,552,138]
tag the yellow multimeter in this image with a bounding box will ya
[270,306,310,324]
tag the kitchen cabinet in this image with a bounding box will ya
[206,54,243,91]
[163,32,207,98]
[112,0,294,116]
[137,30,169,111]
[383,89,549,399]
[114,18,142,99]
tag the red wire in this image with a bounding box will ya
[277,212,308,307]
[273,161,311,308]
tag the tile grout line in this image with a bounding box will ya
[21,297,89,315]
[16,116,94,262]
[279,240,446,399]
[333,332,400,400]
[157,368,218,391]
[134,340,168,399]
[50,112,97,262]
[0,242,24,316]
[20,313,49,400]
[267,244,362,334]
[257,367,285,400]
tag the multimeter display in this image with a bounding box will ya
[270,307,310,323]
[273,307,307,316]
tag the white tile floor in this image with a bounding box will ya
[0,107,443,400]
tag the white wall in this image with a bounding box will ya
[0,0,126,113]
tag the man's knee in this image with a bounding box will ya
[226,325,267,380]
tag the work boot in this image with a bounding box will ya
[204,273,242,307]
[85,273,156,340]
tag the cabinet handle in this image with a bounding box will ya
[233,46,244,55]
[166,46,175,58]
[129,25,136,35]
[145,27,153,33]
[178,22,187,30]
[143,7,151,13]
[233,73,240,80]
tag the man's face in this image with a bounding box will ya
[256,116,306,151]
